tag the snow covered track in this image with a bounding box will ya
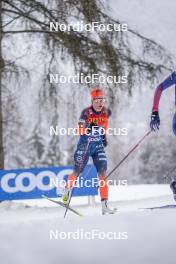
[0,185,176,264]
[0,204,176,264]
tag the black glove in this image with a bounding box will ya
[86,122,98,134]
[150,111,160,131]
[89,122,97,129]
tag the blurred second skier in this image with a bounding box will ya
[150,71,176,201]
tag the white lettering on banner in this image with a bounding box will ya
[15,172,36,192]
[37,171,57,191]
[1,173,17,193]
[0,170,72,193]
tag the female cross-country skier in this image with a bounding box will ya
[150,70,176,200]
[62,88,116,214]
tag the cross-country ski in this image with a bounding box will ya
[42,195,83,217]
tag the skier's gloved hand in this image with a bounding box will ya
[150,111,160,131]
[88,122,98,130]
[86,122,98,134]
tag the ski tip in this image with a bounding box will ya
[42,194,84,217]
[77,213,84,217]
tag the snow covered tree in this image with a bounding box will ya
[0,0,174,170]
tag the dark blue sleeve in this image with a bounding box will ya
[160,71,176,91]
[78,108,88,125]
[152,71,176,111]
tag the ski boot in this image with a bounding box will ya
[170,181,176,202]
[101,200,117,215]
[62,188,70,204]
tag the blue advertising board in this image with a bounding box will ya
[0,165,98,201]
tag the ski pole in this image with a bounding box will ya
[64,138,91,218]
[105,130,152,181]
[64,186,74,218]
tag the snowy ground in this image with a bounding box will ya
[0,185,176,264]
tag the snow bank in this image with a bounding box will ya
[0,184,176,264]
[0,195,176,264]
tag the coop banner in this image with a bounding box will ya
[0,165,98,201]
